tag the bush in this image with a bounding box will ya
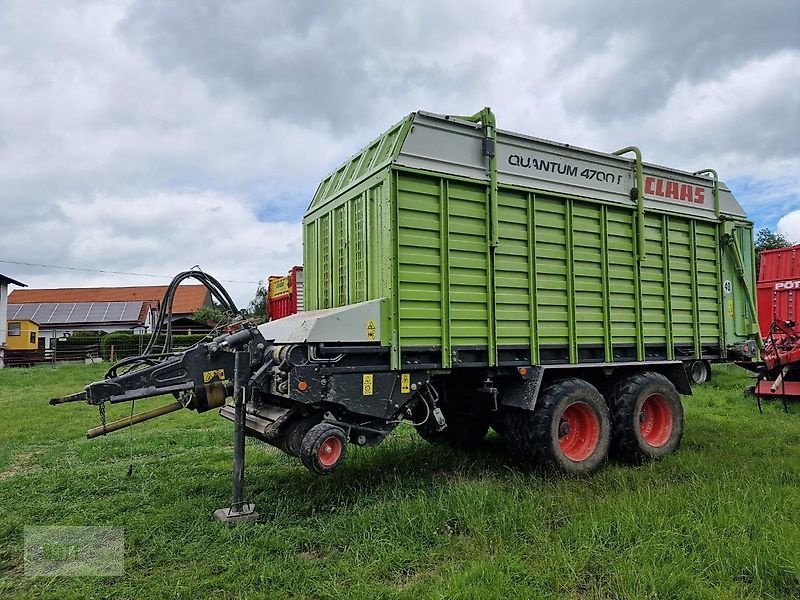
[54,331,104,349]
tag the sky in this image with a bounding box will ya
[1,0,798,306]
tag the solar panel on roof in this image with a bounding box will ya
[50,304,75,323]
[101,303,120,321]
[36,304,60,323]
[5,301,145,325]
[85,303,107,322]
[121,302,143,321]
[69,304,91,323]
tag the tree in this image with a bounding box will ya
[247,281,267,321]
[192,305,228,326]
[754,228,792,274]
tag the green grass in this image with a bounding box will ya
[0,363,798,599]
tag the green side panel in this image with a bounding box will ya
[667,216,695,343]
[606,206,638,347]
[319,212,332,309]
[303,220,317,309]
[495,189,533,348]
[395,172,490,352]
[397,173,443,347]
[695,221,722,344]
[571,202,606,352]
[640,215,669,346]
[307,115,413,214]
[448,180,491,348]
[303,170,392,315]
[534,197,570,349]
[351,194,367,303]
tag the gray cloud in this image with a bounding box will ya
[535,1,800,119]
[118,1,489,133]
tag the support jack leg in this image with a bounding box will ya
[214,351,259,525]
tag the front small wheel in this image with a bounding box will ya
[300,423,348,474]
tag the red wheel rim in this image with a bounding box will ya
[639,393,673,447]
[558,401,601,461]
[318,435,343,467]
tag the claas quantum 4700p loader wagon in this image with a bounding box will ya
[52,108,759,521]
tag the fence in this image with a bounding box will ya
[2,331,209,368]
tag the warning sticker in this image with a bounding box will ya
[203,369,226,383]
[362,374,374,395]
[401,373,410,394]
[366,319,377,340]
[728,300,734,317]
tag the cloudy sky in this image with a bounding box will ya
[1,0,798,305]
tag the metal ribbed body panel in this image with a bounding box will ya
[303,109,758,370]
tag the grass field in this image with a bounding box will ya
[0,363,798,599]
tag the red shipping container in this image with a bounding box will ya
[267,266,304,320]
[757,244,800,336]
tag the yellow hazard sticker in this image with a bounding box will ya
[362,374,374,395]
[728,300,734,317]
[401,373,410,394]
[203,369,226,383]
[366,319,377,340]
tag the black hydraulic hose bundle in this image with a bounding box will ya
[95,269,244,475]
[105,268,242,378]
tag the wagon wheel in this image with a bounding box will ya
[685,360,712,385]
[608,372,684,463]
[502,378,611,475]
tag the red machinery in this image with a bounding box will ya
[751,245,800,402]
[267,266,303,320]
[757,244,800,337]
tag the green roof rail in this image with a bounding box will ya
[455,107,499,247]
[693,168,720,219]
[612,146,645,261]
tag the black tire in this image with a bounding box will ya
[503,378,611,475]
[300,423,348,475]
[609,372,684,464]
[413,400,489,449]
[686,360,711,385]
[284,418,316,457]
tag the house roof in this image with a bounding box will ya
[0,273,27,287]
[8,302,145,326]
[8,285,210,315]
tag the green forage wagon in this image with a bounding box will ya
[55,108,760,518]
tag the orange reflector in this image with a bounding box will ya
[297,381,309,391]
[519,367,528,376]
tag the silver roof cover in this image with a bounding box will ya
[396,111,746,220]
